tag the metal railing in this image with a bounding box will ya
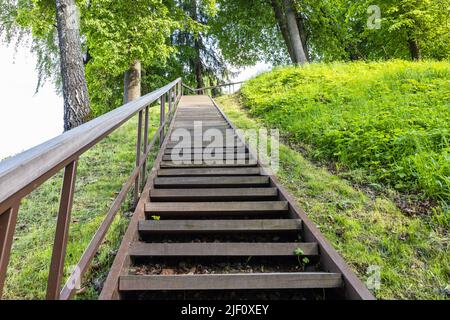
[0,78,183,300]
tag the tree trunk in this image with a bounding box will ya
[194,38,204,93]
[408,38,422,61]
[282,0,307,64]
[55,0,91,131]
[123,60,142,103]
[295,12,309,61]
[190,0,204,93]
[271,0,295,63]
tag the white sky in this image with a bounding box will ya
[0,43,63,160]
[0,42,270,160]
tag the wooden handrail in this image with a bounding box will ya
[0,77,182,299]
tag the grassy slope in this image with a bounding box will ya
[216,95,449,300]
[3,109,160,299]
[240,61,450,214]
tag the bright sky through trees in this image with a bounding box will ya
[0,42,63,160]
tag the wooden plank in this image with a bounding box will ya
[157,168,260,177]
[150,188,277,201]
[162,153,251,161]
[168,133,236,140]
[129,242,317,257]
[138,219,302,235]
[164,147,247,155]
[160,161,257,169]
[119,273,343,291]
[165,141,244,149]
[150,188,278,201]
[145,201,289,214]
[154,176,269,188]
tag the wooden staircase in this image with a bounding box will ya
[100,95,374,300]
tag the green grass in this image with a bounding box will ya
[3,108,161,300]
[240,60,450,215]
[216,94,449,300]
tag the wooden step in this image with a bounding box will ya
[154,176,268,188]
[157,168,260,177]
[164,147,247,155]
[169,128,233,134]
[165,141,244,149]
[166,136,244,149]
[150,187,277,201]
[174,121,228,127]
[168,132,237,139]
[162,153,251,161]
[119,273,343,291]
[138,219,301,235]
[160,161,257,169]
[145,201,289,216]
[129,242,317,257]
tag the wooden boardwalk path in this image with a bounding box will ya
[99,95,374,300]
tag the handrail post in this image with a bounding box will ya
[169,88,173,116]
[134,111,143,206]
[160,94,166,146]
[46,160,77,300]
[0,202,20,299]
[141,106,149,188]
[174,84,178,104]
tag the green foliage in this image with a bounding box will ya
[211,0,289,66]
[0,0,194,116]
[343,0,450,60]
[83,0,178,76]
[212,0,449,63]
[217,94,449,300]
[241,61,450,206]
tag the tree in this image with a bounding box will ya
[0,0,184,116]
[279,0,307,63]
[83,0,180,112]
[55,0,90,130]
[212,0,332,65]
[343,0,450,61]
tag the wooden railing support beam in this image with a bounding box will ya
[134,111,143,206]
[0,203,20,299]
[46,160,78,300]
[160,95,166,146]
[141,106,149,188]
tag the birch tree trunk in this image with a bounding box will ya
[295,12,309,61]
[271,0,295,63]
[124,60,142,103]
[282,0,307,64]
[55,0,91,131]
